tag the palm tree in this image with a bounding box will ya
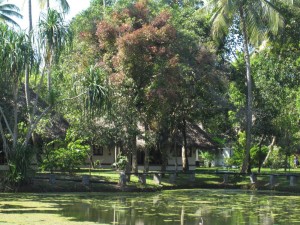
[26,0,69,31]
[0,0,22,27]
[38,8,70,93]
[39,0,70,13]
[205,0,290,173]
[0,24,31,153]
[23,0,69,161]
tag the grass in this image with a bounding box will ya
[3,166,300,193]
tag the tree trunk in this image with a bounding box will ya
[240,8,252,174]
[284,152,288,172]
[131,134,138,173]
[0,119,9,159]
[171,125,178,172]
[144,123,149,172]
[262,136,276,166]
[125,148,132,173]
[28,0,33,31]
[160,133,169,173]
[47,53,53,93]
[26,0,33,108]
[181,118,189,172]
[257,135,265,173]
[174,138,178,172]
[26,0,38,163]
[12,79,19,150]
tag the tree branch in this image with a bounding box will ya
[58,90,88,103]
[23,105,52,147]
[0,106,13,137]
[0,115,11,157]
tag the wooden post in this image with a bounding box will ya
[119,171,126,187]
[290,175,297,187]
[189,172,195,182]
[153,173,161,185]
[82,175,90,185]
[126,174,131,182]
[138,174,146,184]
[250,173,257,184]
[49,174,56,184]
[169,173,176,183]
[269,175,275,186]
[223,174,229,183]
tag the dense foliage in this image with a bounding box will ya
[1,0,300,187]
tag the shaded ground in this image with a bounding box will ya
[1,168,300,193]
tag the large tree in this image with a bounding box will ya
[94,0,222,172]
[205,0,289,173]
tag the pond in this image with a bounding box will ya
[1,189,300,225]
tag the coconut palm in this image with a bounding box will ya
[204,0,293,173]
[0,0,22,27]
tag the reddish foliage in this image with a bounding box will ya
[129,0,150,25]
[79,31,92,39]
[168,56,179,68]
[119,23,133,34]
[151,11,171,28]
[95,0,185,107]
[96,21,117,49]
[109,72,125,85]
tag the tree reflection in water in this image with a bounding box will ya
[0,190,299,225]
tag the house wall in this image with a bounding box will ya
[86,147,197,171]
[85,147,117,167]
[167,155,196,170]
[212,147,233,167]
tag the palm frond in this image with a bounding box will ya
[57,0,70,13]
[0,1,22,27]
[205,0,236,40]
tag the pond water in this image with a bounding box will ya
[1,189,300,225]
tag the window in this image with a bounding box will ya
[0,151,6,164]
[93,145,103,156]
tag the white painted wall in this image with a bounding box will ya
[86,147,197,171]
[85,147,116,167]
[212,147,233,167]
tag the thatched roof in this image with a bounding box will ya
[136,121,219,150]
[0,87,69,142]
[185,122,219,150]
[41,112,69,140]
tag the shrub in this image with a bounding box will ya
[6,145,35,187]
[41,139,89,174]
[112,154,128,171]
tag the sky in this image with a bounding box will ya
[7,0,91,30]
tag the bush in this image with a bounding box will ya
[200,151,215,167]
[112,154,128,171]
[6,145,35,187]
[41,139,89,174]
[264,147,286,170]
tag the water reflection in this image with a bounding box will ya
[1,190,300,225]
